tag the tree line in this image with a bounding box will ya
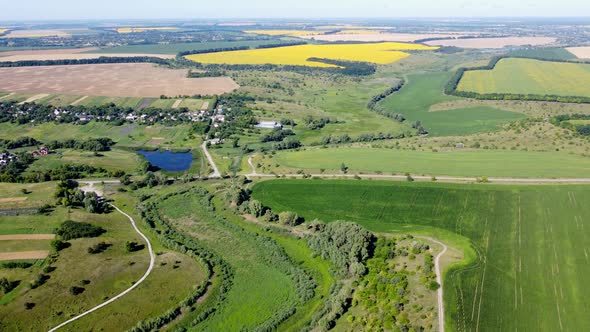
[0,56,170,68]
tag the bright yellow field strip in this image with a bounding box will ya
[117,27,180,33]
[185,42,438,67]
[0,29,8,34]
[244,30,323,36]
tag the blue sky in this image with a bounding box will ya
[2,0,590,21]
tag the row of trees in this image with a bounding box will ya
[0,56,169,68]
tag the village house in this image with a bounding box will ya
[31,147,50,157]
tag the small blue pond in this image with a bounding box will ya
[138,150,193,172]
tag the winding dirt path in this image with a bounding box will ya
[48,204,155,332]
[415,236,448,332]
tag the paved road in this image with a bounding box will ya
[201,141,221,178]
[49,204,155,332]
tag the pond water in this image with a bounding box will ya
[138,150,193,172]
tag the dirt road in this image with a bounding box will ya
[202,141,221,178]
[48,204,155,332]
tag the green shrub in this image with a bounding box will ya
[56,221,106,240]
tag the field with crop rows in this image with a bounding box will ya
[185,42,437,67]
[252,180,590,332]
[458,58,590,97]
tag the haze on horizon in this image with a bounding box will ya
[1,0,590,21]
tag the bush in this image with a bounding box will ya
[24,302,35,310]
[56,221,106,240]
[51,239,71,252]
[69,286,85,295]
[88,242,111,254]
[30,274,50,289]
[278,211,301,226]
[125,241,145,253]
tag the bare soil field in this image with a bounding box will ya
[301,33,467,42]
[566,47,590,59]
[0,47,99,57]
[0,63,239,97]
[0,250,49,261]
[425,37,556,49]
[0,197,27,203]
[171,99,182,109]
[0,53,174,62]
[0,234,55,241]
[2,29,71,38]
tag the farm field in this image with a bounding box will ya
[425,36,556,49]
[185,42,438,67]
[271,147,590,178]
[0,53,174,62]
[252,180,590,332]
[0,47,99,57]
[379,72,525,136]
[91,39,298,55]
[116,27,179,33]
[302,32,467,42]
[25,149,141,175]
[565,46,590,59]
[1,29,71,38]
[458,58,590,97]
[244,30,323,36]
[0,63,238,97]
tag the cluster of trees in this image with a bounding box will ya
[308,221,376,278]
[347,236,436,331]
[47,138,115,152]
[0,277,19,295]
[307,58,377,76]
[260,128,295,143]
[367,80,408,123]
[304,116,336,130]
[0,56,169,68]
[446,56,590,104]
[0,137,41,150]
[0,151,34,182]
[187,69,226,78]
[314,131,406,146]
[56,220,106,241]
[54,180,108,213]
[552,114,590,136]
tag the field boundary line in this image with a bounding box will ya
[49,203,155,332]
[70,95,88,105]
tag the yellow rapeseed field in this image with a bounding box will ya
[117,27,179,33]
[185,42,438,67]
[0,29,8,35]
[244,30,323,36]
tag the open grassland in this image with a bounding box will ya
[116,27,179,33]
[91,39,295,55]
[271,147,590,178]
[425,37,556,49]
[458,58,590,97]
[158,191,299,331]
[0,186,207,331]
[252,180,590,332]
[0,182,56,210]
[26,149,141,175]
[185,42,437,67]
[0,64,238,97]
[379,72,525,136]
[0,122,198,149]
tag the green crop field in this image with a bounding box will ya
[379,72,525,136]
[506,48,577,61]
[252,179,590,332]
[273,147,590,178]
[90,39,299,55]
[458,58,590,97]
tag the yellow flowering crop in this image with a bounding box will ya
[185,42,438,67]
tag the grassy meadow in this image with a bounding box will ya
[252,179,590,332]
[458,58,590,97]
[270,147,590,178]
[379,72,526,136]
